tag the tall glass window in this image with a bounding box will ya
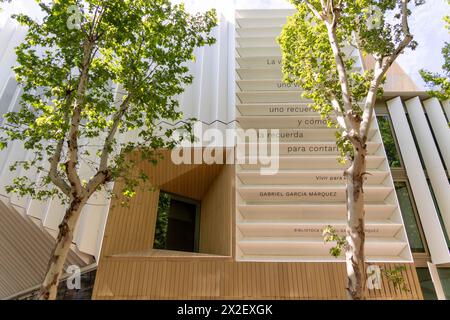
[153,192,200,253]
[427,180,450,249]
[377,115,402,167]
[416,268,438,300]
[394,181,426,252]
[437,268,450,300]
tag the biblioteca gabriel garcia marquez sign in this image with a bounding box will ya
[259,191,338,198]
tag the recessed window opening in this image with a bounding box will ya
[153,191,200,253]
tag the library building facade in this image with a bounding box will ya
[0,9,449,300]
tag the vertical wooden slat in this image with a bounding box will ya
[118,261,126,299]
[326,263,336,299]
[312,263,321,299]
[152,261,160,299]
[140,261,149,298]
[191,261,198,299]
[287,263,295,299]
[138,262,147,297]
[147,260,156,298]
[299,263,308,299]
[321,263,330,299]
[177,262,185,299]
[248,263,254,298]
[282,263,288,299]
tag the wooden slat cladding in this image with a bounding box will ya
[100,149,225,257]
[199,165,235,256]
[100,186,160,257]
[160,164,223,201]
[93,259,422,300]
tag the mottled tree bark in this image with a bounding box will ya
[345,141,367,300]
[38,198,86,300]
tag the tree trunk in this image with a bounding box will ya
[38,197,86,300]
[345,141,367,300]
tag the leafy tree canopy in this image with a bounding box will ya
[278,0,424,160]
[0,0,217,202]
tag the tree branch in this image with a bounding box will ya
[329,0,339,28]
[400,0,410,36]
[85,93,132,197]
[84,28,147,197]
[85,168,111,197]
[48,138,70,197]
[66,39,96,197]
[325,18,353,119]
[99,94,132,172]
[49,92,74,197]
[330,94,351,130]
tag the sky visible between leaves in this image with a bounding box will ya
[1,0,449,89]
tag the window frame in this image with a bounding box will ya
[393,178,430,257]
[375,109,405,169]
[154,191,202,253]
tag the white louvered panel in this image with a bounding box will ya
[0,22,26,92]
[423,98,450,170]
[405,97,450,239]
[388,97,450,264]
[26,198,49,221]
[41,197,66,235]
[235,9,412,263]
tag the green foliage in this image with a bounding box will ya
[381,265,410,293]
[278,3,344,117]
[323,225,348,258]
[153,192,171,250]
[420,7,450,100]
[278,0,407,112]
[278,0,423,159]
[0,0,217,202]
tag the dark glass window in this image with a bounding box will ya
[153,192,200,252]
[437,268,450,300]
[416,268,438,300]
[394,181,425,252]
[377,115,402,167]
